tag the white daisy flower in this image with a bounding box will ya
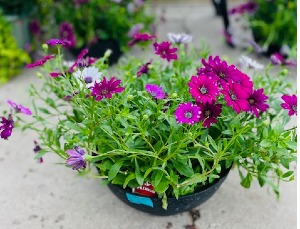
[73,66,102,88]
[167,33,193,44]
[239,56,264,70]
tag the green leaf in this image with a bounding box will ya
[64,121,82,132]
[280,157,290,169]
[102,125,113,135]
[282,171,293,178]
[45,98,56,108]
[285,141,297,150]
[39,108,51,114]
[260,139,272,148]
[153,170,164,187]
[123,173,136,189]
[172,159,194,177]
[207,135,218,152]
[108,161,123,181]
[258,176,266,187]
[240,173,252,189]
[154,176,169,193]
[135,158,144,186]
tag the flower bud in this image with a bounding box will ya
[148,64,153,69]
[42,44,48,51]
[125,71,131,77]
[171,93,178,99]
[127,95,134,101]
[281,69,288,75]
[142,114,149,120]
[36,72,43,79]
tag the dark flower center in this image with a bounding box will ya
[200,86,207,94]
[101,90,109,95]
[248,98,255,105]
[204,110,211,117]
[84,76,93,84]
[184,111,193,119]
[218,72,226,79]
[230,93,237,101]
[292,105,297,112]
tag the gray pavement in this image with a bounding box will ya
[0,2,297,229]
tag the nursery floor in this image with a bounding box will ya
[0,2,297,229]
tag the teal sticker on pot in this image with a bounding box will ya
[126,193,154,207]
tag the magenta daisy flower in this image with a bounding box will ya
[66,146,86,170]
[231,69,253,93]
[222,81,250,113]
[45,38,72,47]
[59,22,76,48]
[187,75,219,103]
[198,56,238,85]
[281,94,297,116]
[174,102,200,125]
[197,101,222,128]
[0,114,14,140]
[26,54,55,68]
[7,100,32,115]
[128,33,156,46]
[145,84,165,100]
[137,59,152,78]
[153,41,178,62]
[247,88,269,118]
[90,77,125,101]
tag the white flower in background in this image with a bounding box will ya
[73,66,102,88]
[167,33,193,44]
[63,61,74,68]
[239,56,264,70]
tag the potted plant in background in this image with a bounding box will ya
[29,0,155,64]
[1,35,296,216]
[226,0,296,59]
[0,12,31,85]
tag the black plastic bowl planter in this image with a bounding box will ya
[108,167,231,216]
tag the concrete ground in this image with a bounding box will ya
[0,2,297,229]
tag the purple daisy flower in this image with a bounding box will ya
[270,53,296,66]
[137,59,152,78]
[187,75,219,104]
[7,100,32,115]
[91,77,125,101]
[197,101,222,128]
[26,54,55,68]
[174,102,200,125]
[0,114,14,140]
[59,22,76,48]
[247,88,269,118]
[145,84,165,100]
[45,38,72,47]
[231,69,253,93]
[128,33,156,46]
[153,41,178,62]
[128,23,144,38]
[222,81,250,113]
[66,146,86,170]
[198,56,238,85]
[281,94,297,116]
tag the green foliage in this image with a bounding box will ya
[31,0,154,51]
[250,0,297,49]
[0,12,30,85]
[6,40,297,208]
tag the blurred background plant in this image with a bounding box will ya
[29,0,155,56]
[0,12,30,85]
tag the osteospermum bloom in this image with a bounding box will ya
[281,94,297,116]
[145,84,165,100]
[231,69,253,93]
[270,53,296,66]
[128,33,156,46]
[153,41,178,62]
[66,146,86,170]
[187,75,219,103]
[59,22,76,47]
[26,54,55,68]
[174,102,200,125]
[128,23,144,37]
[45,38,72,47]
[73,66,102,88]
[239,56,264,70]
[167,33,193,44]
[91,77,125,101]
[0,114,14,139]
[247,88,269,118]
[137,59,152,78]
[7,100,32,115]
[197,101,222,128]
[198,56,238,85]
[222,81,250,113]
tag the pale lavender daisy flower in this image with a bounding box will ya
[167,33,193,44]
[145,84,165,100]
[174,102,200,125]
[239,56,263,70]
[7,100,32,115]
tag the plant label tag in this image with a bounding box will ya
[132,182,157,197]
[126,193,154,207]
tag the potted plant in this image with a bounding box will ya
[1,35,296,216]
[226,0,296,58]
[0,12,31,85]
[29,0,154,64]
